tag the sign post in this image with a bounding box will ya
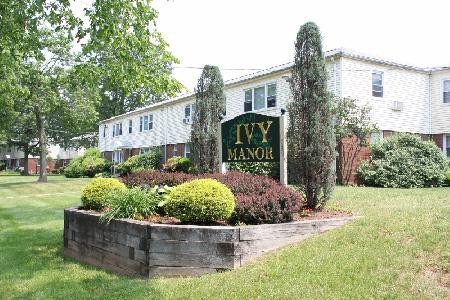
[220,112,287,185]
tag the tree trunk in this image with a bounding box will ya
[36,112,47,183]
[23,145,30,176]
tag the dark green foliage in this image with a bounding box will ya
[64,148,111,178]
[100,187,163,223]
[357,134,449,188]
[227,162,279,179]
[116,148,162,175]
[162,156,192,173]
[287,22,336,209]
[191,65,226,174]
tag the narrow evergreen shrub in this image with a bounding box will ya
[357,134,448,188]
[100,187,162,223]
[165,179,235,223]
[162,156,192,173]
[287,22,336,209]
[81,178,126,210]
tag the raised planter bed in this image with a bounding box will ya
[63,207,354,278]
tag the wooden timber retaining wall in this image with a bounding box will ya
[63,207,353,277]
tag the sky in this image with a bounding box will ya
[73,0,450,93]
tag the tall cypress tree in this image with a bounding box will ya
[287,22,336,209]
[191,65,226,173]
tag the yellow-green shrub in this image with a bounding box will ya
[165,179,235,223]
[81,178,126,210]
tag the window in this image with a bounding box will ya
[446,135,450,159]
[173,144,178,157]
[128,120,133,134]
[183,104,196,123]
[372,72,383,97]
[112,123,122,137]
[370,131,383,143]
[113,150,123,164]
[244,83,277,112]
[185,144,191,158]
[139,147,149,154]
[103,125,106,138]
[443,80,450,103]
[139,114,153,132]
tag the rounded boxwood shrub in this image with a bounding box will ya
[81,178,126,210]
[356,133,449,188]
[165,179,235,223]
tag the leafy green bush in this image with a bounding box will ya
[162,156,192,173]
[100,187,162,223]
[116,148,162,175]
[81,178,126,210]
[227,162,279,179]
[63,157,84,178]
[64,148,111,178]
[165,179,235,223]
[356,134,448,188]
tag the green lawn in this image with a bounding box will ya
[0,175,449,299]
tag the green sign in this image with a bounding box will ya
[221,113,280,163]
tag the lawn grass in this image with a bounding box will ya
[0,175,448,299]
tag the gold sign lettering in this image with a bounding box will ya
[235,124,243,145]
[228,149,237,160]
[243,123,255,144]
[257,121,273,143]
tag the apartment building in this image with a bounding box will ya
[98,48,450,182]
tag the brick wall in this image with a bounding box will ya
[337,136,370,185]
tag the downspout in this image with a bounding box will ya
[428,72,432,137]
[164,106,168,162]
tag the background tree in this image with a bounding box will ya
[287,22,336,209]
[332,97,378,184]
[77,0,183,124]
[191,65,226,173]
[0,1,97,182]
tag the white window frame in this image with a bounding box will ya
[183,103,195,124]
[113,150,123,164]
[442,79,450,104]
[103,125,106,138]
[173,144,178,157]
[243,83,277,112]
[184,144,191,158]
[372,71,384,98]
[139,147,150,154]
[445,134,450,160]
[128,119,133,134]
[139,114,153,132]
[112,122,122,138]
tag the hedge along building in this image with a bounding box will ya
[98,48,450,184]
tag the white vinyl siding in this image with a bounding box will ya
[243,83,277,112]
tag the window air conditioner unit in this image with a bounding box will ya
[391,101,404,111]
[183,117,192,124]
